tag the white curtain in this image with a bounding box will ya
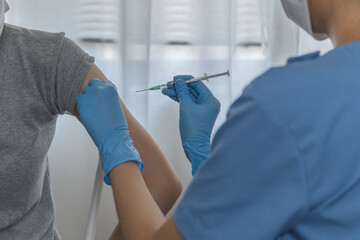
[259,0,333,65]
[5,0,332,239]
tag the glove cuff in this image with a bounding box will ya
[183,140,211,176]
[98,127,143,185]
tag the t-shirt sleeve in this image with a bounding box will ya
[49,36,94,115]
[173,93,309,240]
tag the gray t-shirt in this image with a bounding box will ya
[0,24,94,239]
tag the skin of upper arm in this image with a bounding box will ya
[74,63,107,119]
[75,63,136,122]
[75,64,182,214]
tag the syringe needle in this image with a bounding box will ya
[135,89,149,93]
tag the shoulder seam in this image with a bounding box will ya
[5,24,64,40]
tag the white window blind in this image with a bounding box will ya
[153,0,196,45]
[78,0,120,43]
[235,0,262,46]
[77,0,262,46]
[153,0,262,46]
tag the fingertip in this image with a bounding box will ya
[174,79,189,93]
[103,79,114,85]
[81,86,90,94]
[173,75,194,81]
[103,79,118,91]
[162,88,178,98]
[88,78,102,86]
[103,79,111,85]
[174,78,187,87]
[161,88,172,96]
[161,89,179,102]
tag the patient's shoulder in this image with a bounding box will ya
[5,24,65,59]
[6,24,64,43]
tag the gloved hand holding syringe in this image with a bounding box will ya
[136,70,230,93]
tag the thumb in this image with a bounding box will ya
[174,79,191,101]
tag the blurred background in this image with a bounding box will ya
[5,0,333,239]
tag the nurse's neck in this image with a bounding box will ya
[326,1,360,47]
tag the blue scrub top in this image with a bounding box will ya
[174,41,360,240]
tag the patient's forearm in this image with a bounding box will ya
[108,108,181,240]
[107,162,166,240]
[121,102,182,213]
[78,64,182,211]
[108,163,184,240]
[77,64,182,239]
[108,97,181,240]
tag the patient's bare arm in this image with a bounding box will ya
[75,64,182,215]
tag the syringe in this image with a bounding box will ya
[136,70,230,93]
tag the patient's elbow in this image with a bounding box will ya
[167,175,183,207]
[172,177,183,200]
[158,175,183,215]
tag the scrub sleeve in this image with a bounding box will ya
[174,93,309,240]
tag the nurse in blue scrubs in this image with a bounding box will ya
[76,0,360,239]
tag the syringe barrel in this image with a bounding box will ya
[185,70,229,84]
[184,77,204,84]
[163,70,230,89]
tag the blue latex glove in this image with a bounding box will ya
[162,75,220,175]
[76,79,143,185]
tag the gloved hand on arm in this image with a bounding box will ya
[76,79,143,185]
[162,75,220,176]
